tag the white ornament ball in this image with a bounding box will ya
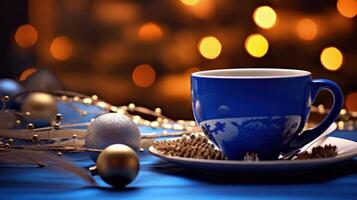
[85,113,141,160]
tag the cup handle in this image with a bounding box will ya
[285,79,343,151]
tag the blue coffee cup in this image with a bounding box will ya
[191,68,343,160]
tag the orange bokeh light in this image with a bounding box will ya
[50,36,74,60]
[94,1,138,24]
[132,64,156,88]
[296,18,318,41]
[19,68,37,81]
[138,22,163,42]
[346,92,357,111]
[14,24,38,48]
[158,73,190,99]
[337,0,357,18]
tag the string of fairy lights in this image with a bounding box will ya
[14,1,356,72]
[10,0,357,111]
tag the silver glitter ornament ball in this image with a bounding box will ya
[96,144,140,187]
[85,113,141,160]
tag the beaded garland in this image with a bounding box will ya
[0,90,199,153]
[0,90,356,156]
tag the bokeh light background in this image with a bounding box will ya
[0,0,356,118]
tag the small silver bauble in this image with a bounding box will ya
[96,144,140,187]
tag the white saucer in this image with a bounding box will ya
[149,136,357,172]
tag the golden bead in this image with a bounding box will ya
[352,112,357,118]
[96,101,107,108]
[32,134,39,144]
[8,138,13,144]
[32,134,39,141]
[82,98,92,104]
[143,120,151,126]
[55,113,63,122]
[3,96,9,102]
[27,123,34,130]
[173,124,184,130]
[128,103,135,110]
[91,95,98,101]
[110,106,118,112]
[177,120,185,125]
[337,121,344,130]
[132,115,141,124]
[318,104,325,114]
[157,117,163,122]
[73,96,80,102]
[154,108,162,114]
[61,95,68,101]
[162,123,172,129]
[53,123,60,130]
[117,109,125,115]
[189,121,196,126]
[150,121,159,128]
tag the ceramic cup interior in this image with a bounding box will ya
[191,68,311,78]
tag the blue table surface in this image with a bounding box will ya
[1,129,357,200]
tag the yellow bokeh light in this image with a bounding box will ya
[132,64,156,88]
[198,36,222,59]
[320,47,343,71]
[253,6,277,29]
[180,0,200,6]
[14,24,38,48]
[337,0,357,18]
[50,36,74,61]
[138,22,163,42]
[19,68,37,81]
[244,34,269,58]
[296,18,318,41]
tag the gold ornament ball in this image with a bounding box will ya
[96,144,140,188]
[21,92,57,124]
